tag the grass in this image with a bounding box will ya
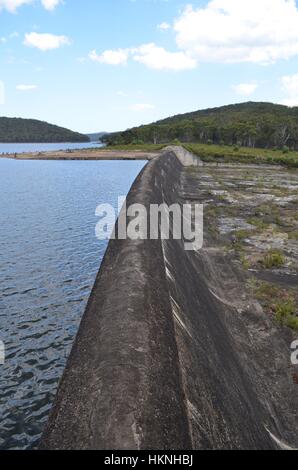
[288,231,298,240]
[183,143,298,168]
[275,299,298,330]
[241,255,251,270]
[231,230,254,258]
[260,249,285,269]
[247,217,269,230]
[239,249,286,271]
[105,143,167,152]
[255,203,281,218]
[106,142,298,167]
[248,279,298,331]
[251,280,280,299]
[234,229,252,241]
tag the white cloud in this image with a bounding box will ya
[0,81,5,104]
[129,103,155,112]
[281,73,298,107]
[0,0,61,12]
[16,84,38,90]
[158,22,171,31]
[233,83,258,96]
[132,43,197,71]
[282,98,298,107]
[89,0,298,71]
[41,0,62,10]
[0,0,63,13]
[0,0,32,12]
[174,0,298,64]
[24,32,70,51]
[89,48,129,65]
[89,43,197,71]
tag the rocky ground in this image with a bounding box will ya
[183,163,298,334]
[176,162,298,448]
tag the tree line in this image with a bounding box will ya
[104,102,298,150]
[0,117,89,143]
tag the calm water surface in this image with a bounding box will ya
[0,142,103,154]
[0,156,144,449]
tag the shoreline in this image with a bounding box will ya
[0,148,160,161]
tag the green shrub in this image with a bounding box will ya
[261,249,285,269]
[247,217,269,230]
[241,255,251,270]
[275,299,298,330]
[282,145,290,154]
[249,280,298,331]
[234,229,252,241]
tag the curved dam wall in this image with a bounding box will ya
[41,148,298,450]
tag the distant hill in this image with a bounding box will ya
[104,102,298,150]
[0,117,89,143]
[87,132,107,142]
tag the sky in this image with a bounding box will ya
[2,0,298,133]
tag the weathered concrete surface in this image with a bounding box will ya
[40,148,298,450]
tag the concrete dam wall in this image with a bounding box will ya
[41,148,298,450]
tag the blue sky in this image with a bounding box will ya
[1,0,298,133]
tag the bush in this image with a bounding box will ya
[261,249,285,269]
[275,299,298,331]
[250,280,298,331]
[282,145,290,154]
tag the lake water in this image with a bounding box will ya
[0,142,103,155]
[0,156,145,449]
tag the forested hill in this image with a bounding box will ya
[0,117,89,143]
[87,132,107,142]
[104,102,298,149]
